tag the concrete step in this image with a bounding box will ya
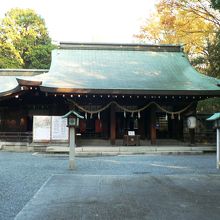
[45,145,216,156]
[0,142,33,152]
[1,141,216,155]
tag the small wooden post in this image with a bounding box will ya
[189,129,195,145]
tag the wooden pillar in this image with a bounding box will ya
[110,103,116,145]
[139,112,146,139]
[150,106,157,145]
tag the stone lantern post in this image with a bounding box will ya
[207,113,220,169]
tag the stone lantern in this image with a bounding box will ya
[62,110,84,169]
[207,113,220,169]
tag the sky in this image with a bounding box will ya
[0,0,158,43]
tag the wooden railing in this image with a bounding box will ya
[0,132,33,143]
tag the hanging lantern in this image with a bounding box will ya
[187,116,197,129]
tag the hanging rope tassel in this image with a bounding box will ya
[85,112,87,119]
[171,113,175,120]
[124,111,126,118]
[131,112,134,117]
[178,113,181,120]
[90,113,93,119]
[165,113,168,121]
[138,111,141,119]
[98,112,100,120]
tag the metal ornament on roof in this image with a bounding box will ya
[67,99,194,120]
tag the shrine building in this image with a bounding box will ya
[0,42,220,146]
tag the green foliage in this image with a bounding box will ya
[205,32,220,78]
[27,44,55,69]
[0,8,53,69]
[211,0,220,9]
[0,41,23,68]
[135,0,220,78]
[197,97,220,113]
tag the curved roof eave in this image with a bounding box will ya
[16,78,42,86]
[0,85,21,98]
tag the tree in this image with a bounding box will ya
[204,0,220,77]
[0,42,23,68]
[211,0,220,9]
[136,0,220,54]
[205,32,220,77]
[135,0,220,75]
[0,8,54,69]
[136,0,220,111]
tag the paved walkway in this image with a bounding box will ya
[1,152,220,220]
[15,174,220,220]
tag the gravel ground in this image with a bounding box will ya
[0,152,220,220]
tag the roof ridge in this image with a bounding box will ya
[59,42,183,52]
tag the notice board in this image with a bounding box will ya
[33,116,68,142]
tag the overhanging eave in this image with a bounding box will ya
[39,86,220,96]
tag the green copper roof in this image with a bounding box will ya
[39,44,220,94]
[1,43,220,96]
[207,113,220,121]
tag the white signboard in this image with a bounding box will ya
[51,116,68,140]
[33,116,51,141]
[128,131,135,136]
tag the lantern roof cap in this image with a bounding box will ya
[62,110,84,119]
[207,112,220,121]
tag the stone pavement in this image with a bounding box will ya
[15,174,220,220]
